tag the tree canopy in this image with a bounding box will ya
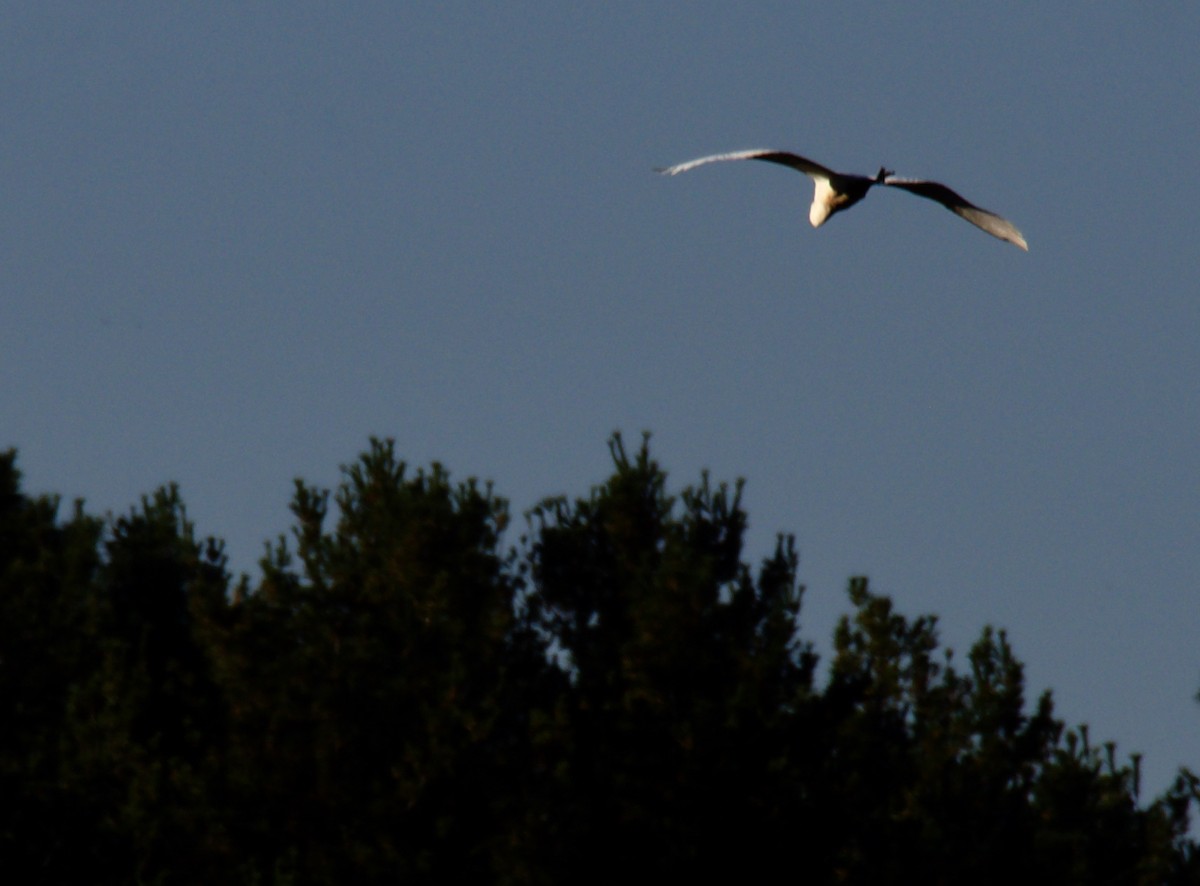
[1,439,1197,883]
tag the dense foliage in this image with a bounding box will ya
[1,439,1197,883]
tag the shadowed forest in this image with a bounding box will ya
[2,436,1197,884]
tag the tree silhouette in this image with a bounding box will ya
[520,435,817,881]
[0,451,103,875]
[1,440,1196,884]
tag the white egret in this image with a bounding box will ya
[657,149,1028,251]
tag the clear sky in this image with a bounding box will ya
[4,4,1198,809]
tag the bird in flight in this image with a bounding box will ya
[657,149,1028,251]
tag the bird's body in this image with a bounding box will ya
[657,148,1027,251]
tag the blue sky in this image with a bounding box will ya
[3,4,1198,808]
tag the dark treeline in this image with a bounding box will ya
[2,437,1197,884]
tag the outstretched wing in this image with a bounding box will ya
[656,149,838,181]
[883,177,1028,251]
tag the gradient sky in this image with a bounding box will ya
[4,4,1198,810]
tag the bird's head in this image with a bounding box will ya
[874,167,894,184]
